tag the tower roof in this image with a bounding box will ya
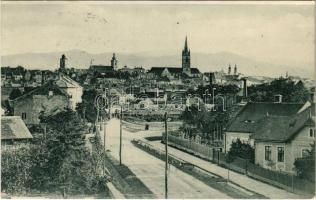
[184,36,188,52]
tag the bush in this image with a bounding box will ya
[227,138,254,163]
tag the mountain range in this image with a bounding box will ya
[1,50,313,79]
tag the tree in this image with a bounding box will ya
[1,147,33,194]
[77,89,107,122]
[38,109,100,195]
[248,78,310,103]
[9,89,22,100]
[227,138,255,163]
[294,143,315,182]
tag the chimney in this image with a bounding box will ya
[234,64,237,75]
[209,73,213,86]
[243,78,248,99]
[274,94,283,103]
[228,64,231,75]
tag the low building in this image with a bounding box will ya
[11,79,72,124]
[253,106,315,173]
[224,101,311,153]
[1,116,33,150]
[55,75,83,110]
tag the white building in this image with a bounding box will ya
[55,75,83,110]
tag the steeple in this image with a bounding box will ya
[59,54,67,72]
[184,36,188,52]
[111,53,118,69]
[182,36,191,73]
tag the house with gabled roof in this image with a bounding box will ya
[10,75,82,124]
[253,105,315,173]
[224,101,312,153]
[1,116,33,150]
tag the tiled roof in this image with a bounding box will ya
[1,116,33,140]
[190,68,200,74]
[55,75,82,88]
[253,107,314,142]
[157,76,170,82]
[148,67,181,75]
[226,102,305,133]
[13,80,69,102]
[90,65,114,73]
[149,67,200,75]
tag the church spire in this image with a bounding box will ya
[184,36,188,52]
[182,36,191,73]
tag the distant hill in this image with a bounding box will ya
[1,49,313,79]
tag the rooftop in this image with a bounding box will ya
[253,107,315,142]
[1,116,33,140]
[227,102,307,133]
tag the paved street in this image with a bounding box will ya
[100,118,231,199]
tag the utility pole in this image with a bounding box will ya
[164,112,168,199]
[119,105,122,165]
[104,120,106,150]
[43,123,47,143]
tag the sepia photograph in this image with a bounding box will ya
[0,1,315,199]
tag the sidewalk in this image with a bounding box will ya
[149,141,305,199]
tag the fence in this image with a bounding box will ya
[214,151,315,195]
[164,134,214,160]
[163,134,315,195]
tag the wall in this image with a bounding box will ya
[13,94,69,124]
[255,141,290,172]
[63,87,83,110]
[255,126,315,173]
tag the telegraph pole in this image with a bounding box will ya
[164,112,168,199]
[104,120,106,150]
[119,105,123,165]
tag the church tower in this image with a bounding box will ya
[182,36,191,73]
[111,53,118,69]
[59,54,67,71]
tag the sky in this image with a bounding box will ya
[1,2,314,67]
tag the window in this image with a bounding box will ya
[277,147,284,162]
[302,149,310,158]
[310,129,315,137]
[265,146,272,161]
[22,113,26,120]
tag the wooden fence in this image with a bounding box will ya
[164,134,214,160]
[164,135,315,195]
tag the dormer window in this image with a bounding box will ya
[48,91,53,96]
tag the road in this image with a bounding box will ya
[125,126,304,199]
[100,118,231,199]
